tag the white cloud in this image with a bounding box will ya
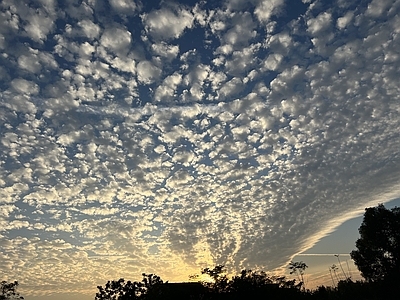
[337,11,353,30]
[154,72,182,101]
[110,55,136,74]
[78,20,101,40]
[208,70,227,91]
[137,60,162,84]
[222,12,257,48]
[218,77,244,98]
[266,32,292,51]
[254,0,284,23]
[79,42,96,57]
[109,0,138,15]
[365,0,393,17]
[18,54,41,74]
[21,4,56,43]
[2,1,400,298]
[10,78,39,95]
[262,53,283,71]
[307,12,332,36]
[151,42,180,60]
[225,43,260,75]
[142,6,194,40]
[100,27,132,54]
[184,64,210,85]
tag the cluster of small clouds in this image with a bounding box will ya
[1,0,400,297]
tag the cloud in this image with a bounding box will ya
[109,0,138,15]
[78,20,101,40]
[154,72,182,101]
[3,0,58,44]
[254,0,284,23]
[100,27,132,54]
[142,6,194,40]
[337,11,353,30]
[262,53,283,71]
[24,13,55,42]
[307,12,332,36]
[152,42,180,60]
[10,78,39,95]
[137,60,162,84]
[1,0,400,298]
[365,0,393,17]
[218,77,244,98]
[220,11,257,49]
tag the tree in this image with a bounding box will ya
[288,261,308,290]
[229,269,274,293]
[350,204,400,283]
[0,281,24,300]
[95,274,165,300]
[196,265,301,298]
[200,265,229,293]
[140,273,165,300]
[95,278,142,300]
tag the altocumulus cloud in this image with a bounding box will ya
[1,0,400,297]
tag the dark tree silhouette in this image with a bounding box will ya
[350,204,400,283]
[95,274,165,300]
[229,269,274,292]
[196,265,302,300]
[140,274,165,300]
[201,265,229,294]
[0,281,24,300]
[288,261,308,290]
[229,269,299,291]
[95,278,141,300]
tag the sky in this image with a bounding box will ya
[1,0,400,299]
